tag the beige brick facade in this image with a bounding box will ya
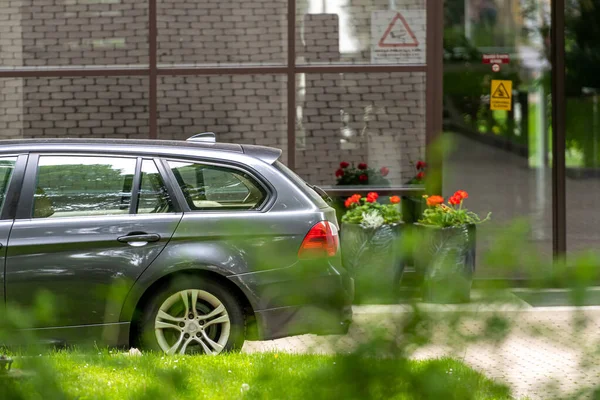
[158,75,289,163]
[158,0,287,65]
[0,0,426,186]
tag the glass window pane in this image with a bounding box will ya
[295,72,426,188]
[34,156,136,218]
[158,0,287,66]
[0,157,17,212]
[565,1,600,254]
[443,0,553,273]
[168,161,266,211]
[297,0,426,65]
[137,160,174,214]
[0,76,149,140]
[158,75,287,163]
[0,0,148,68]
[274,160,329,209]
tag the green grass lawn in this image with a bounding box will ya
[1,351,512,400]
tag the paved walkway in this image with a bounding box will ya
[243,296,600,399]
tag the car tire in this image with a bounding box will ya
[136,276,246,355]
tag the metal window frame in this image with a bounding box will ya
[551,0,566,257]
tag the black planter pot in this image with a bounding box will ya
[400,196,426,269]
[414,224,476,304]
[401,196,426,224]
[340,223,404,304]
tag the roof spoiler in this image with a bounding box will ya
[240,144,282,164]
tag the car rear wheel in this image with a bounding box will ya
[137,278,246,355]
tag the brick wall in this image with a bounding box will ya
[298,0,425,64]
[158,75,288,163]
[0,79,24,139]
[0,0,427,187]
[158,0,287,65]
[296,72,425,186]
[21,77,149,138]
[0,0,23,67]
[18,0,147,67]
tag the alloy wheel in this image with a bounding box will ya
[154,289,231,355]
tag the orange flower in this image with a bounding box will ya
[454,190,468,200]
[366,192,379,203]
[367,192,379,201]
[426,195,444,207]
[448,195,462,206]
[344,194,362,208]
[390,196,401,204]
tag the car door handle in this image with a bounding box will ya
[117,233,161,244]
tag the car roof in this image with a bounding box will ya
[0,138,283,164]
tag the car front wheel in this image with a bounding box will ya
[137,277,246,355]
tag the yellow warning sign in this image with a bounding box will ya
[490,80,513,111]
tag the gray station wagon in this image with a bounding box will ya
[0,134,353,355]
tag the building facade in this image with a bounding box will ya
[0,0,594,278]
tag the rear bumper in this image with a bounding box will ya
[244,268,355,341]
[255,302,353,340]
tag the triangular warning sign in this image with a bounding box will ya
[492,83,510,99]
[378,13,419,48]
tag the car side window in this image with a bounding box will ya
[33,156,136,219]
[0,157,17,213]
[167,161,266,211]
[137,160,174,214]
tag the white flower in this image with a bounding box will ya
[360,211,384,229]
[241,383,250,393]
[127,348,142,357]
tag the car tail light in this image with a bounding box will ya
[298,221,339,259]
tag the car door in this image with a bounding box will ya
[0,155,26,305]
[4,154,183,327]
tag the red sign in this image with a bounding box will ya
[378,13,419,48]
[482,54,510,65]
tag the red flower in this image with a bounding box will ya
[358,163,368,170]
[416,161,426,170]
[335,169,344,178]
[426,195,444,207]
[454,190,468,200]
[448,195,462,206]
[416,171,425,180]
[380,167,389,177]
[359,174,368,183]
[390,196,401,204]
[340,161,350,169]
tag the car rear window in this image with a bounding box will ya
[274,161,330,208]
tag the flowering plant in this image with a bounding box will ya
[418,190,491,227]
[335,161,390,186]
[341,192,402,229]
[406,160,426,185]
